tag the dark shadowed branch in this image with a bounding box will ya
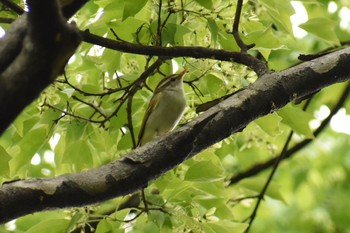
[0,0,81,134]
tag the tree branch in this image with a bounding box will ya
[0,0,24,15]
[232,0,254,52]
[0,0,89,19]
[0,0,81,134]
[230,82,350,184]
[80,30,268,76]
[0,0,269,76]
[1,47,350,223]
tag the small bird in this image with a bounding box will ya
[137,70,187,146]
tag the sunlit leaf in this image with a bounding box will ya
[9,126,48,174]
[299,17,340,45]
[95,219,119,233]
[25,219,70,233]
[255,113,282,136]
[207,18,219,43]
[194,0,213,9]
[259,0,294,34]
[277,104,314,138]
[204,220,248,233]
[184,161,224,182]
[123,0,148,21]
[0,145,11,178]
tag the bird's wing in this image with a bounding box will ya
[137,92,163,146]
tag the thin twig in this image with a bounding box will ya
[230,82,350,185]
[0,17,15,24]
[59,74,128,97]
[232,0,254,52]
[127,93,137,149]
[244,97,322,232]
[110,28,128,42]
[0,0,25,15]
[246,99,314,226]
[157,0,163,46]
[72,95,108,119]
[244,130,294,232]
[44,103,105,124]
[229,195,260,203]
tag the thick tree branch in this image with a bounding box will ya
[1,47,350,223]
[0,0,88,19]
[0,0,268,76]
[0,0,81,134]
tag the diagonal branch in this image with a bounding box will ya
[1,47,350,223]
[230,82,350,184]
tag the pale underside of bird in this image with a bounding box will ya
[137,70,187,147]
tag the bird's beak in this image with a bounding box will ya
[178,69,188,78]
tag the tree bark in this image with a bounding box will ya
[0,46,349,223]
[0,0,81,134]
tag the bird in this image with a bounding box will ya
[137,69,187,147]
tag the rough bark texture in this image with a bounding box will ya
[0,46,349,223]
[0,0,81,134]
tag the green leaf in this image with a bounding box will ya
[159,22,191,46]
[199,74,225,98]
[259,0,294,34]
[185,161,224,182]
[174,24,192,46]
[25,219,70,233]
[133,221,160,233]
[62,122,94,170]
[65,212,84,233]
[95,219,117,233]
[299,17,340,45]
[244,21,285,58]
[239,177,286,202]
[207,18,219,43]
[62,140,93,170]
[98,48,122,74]
[123,0,148,20]
[0,145,11,178]
[277,104,314,138]
[64,121,85,141]
[218,31,239,51]
[246,27,285,53]
[112,17,147,42]
[98,1,124,23]
[255,113,282,136]
[40,108,62,125]
[117,133,132,150]
[12,107,40,137]
[9,126,48,174]
[205,74,224,97]
[194,0,213,9]
[204,220,248,233]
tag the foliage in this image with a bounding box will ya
[0,0,350,232]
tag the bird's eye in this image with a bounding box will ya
[171,78,177,82]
